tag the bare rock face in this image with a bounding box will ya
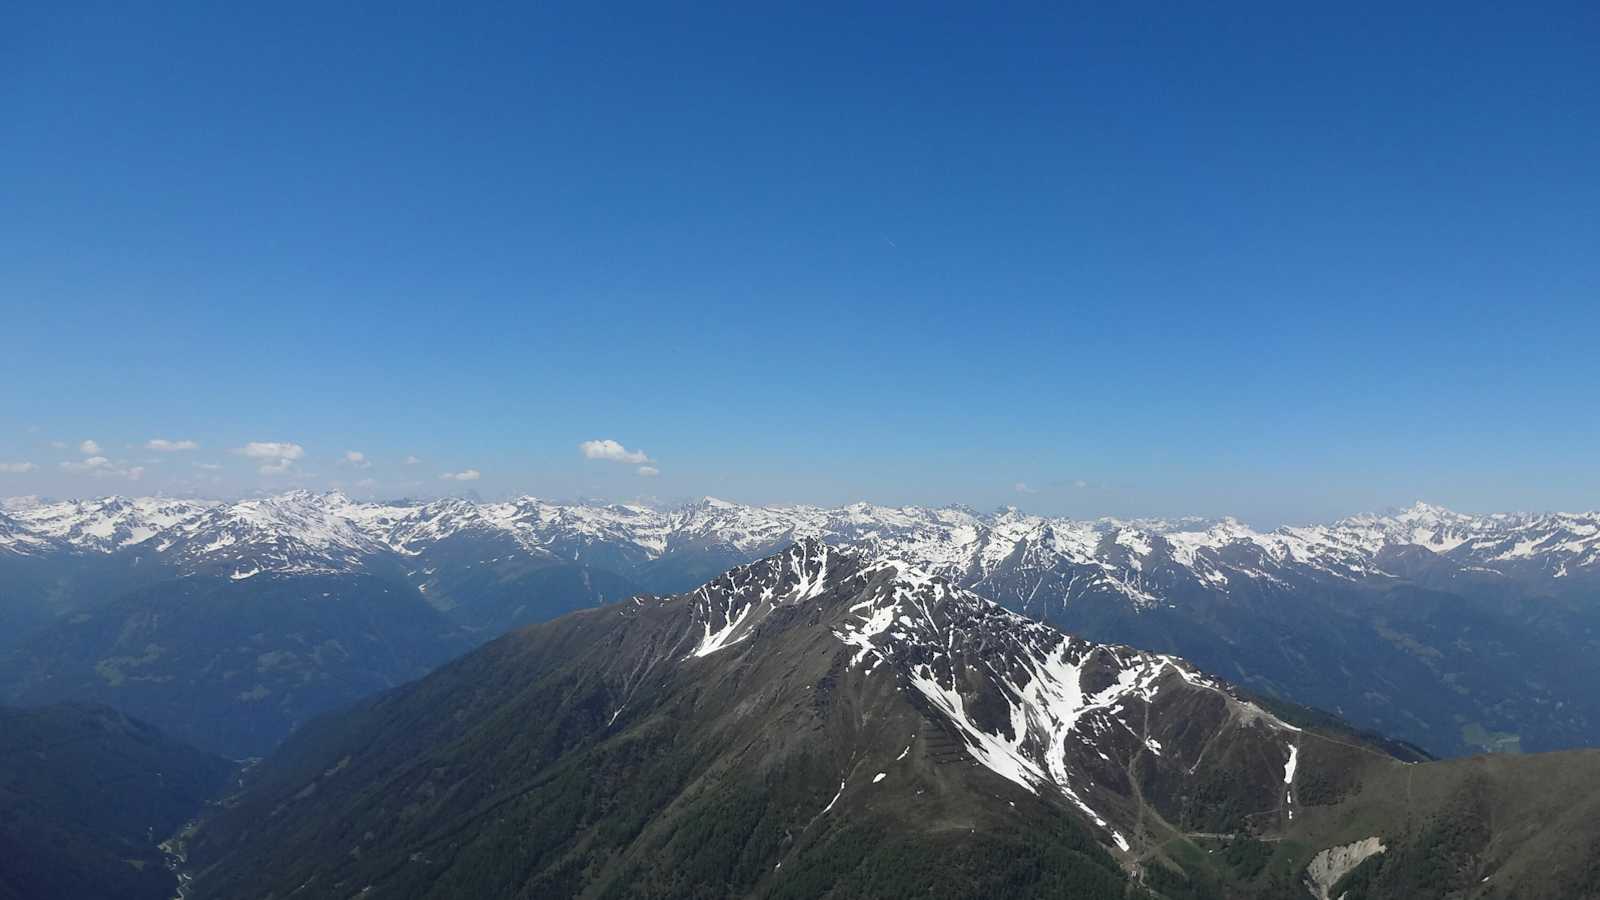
[1304,836,1385,900]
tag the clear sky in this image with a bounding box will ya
[3,2,1597,526]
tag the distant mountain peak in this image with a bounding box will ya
[1392,499,1464,521]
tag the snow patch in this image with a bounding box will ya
[820,779,846,815]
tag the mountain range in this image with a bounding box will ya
[3,492,1598,757]
[180,541,1600,899]
[5,493,1597,590]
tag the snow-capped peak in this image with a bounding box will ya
[3,496,216,553]
[1393,500,1463,521]
[679,540,1302,854]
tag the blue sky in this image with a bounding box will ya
[3,2,1596,525]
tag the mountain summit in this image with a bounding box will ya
[679,538,1309,856]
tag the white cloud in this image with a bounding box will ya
[579,439,651,465]
[440,469,481,481]
[49,441,67,449]
[234,441,305,475]
[80,439,102,455]
[1014,482,1038,494]
[1073,479,1089,489]
[60,456,143,479]
[146,438,199,452]
[343,450,371,469]
[0,461,36,473]
[194,462,223,471]
[637,465,660,477]
[403,455,421,465]
[235,441,305,461]
[62,456,112,473]
[354,477,376,488]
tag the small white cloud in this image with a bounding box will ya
[354,477,376,488]
[194,462,223,471]
[0,461,36,473]
[403,455,421,465]
[637,465,660,477]
[80,439,102,455]
[235,441,305,475]
[579,439,651,465]
[49,441,67,449]
[1073,479,1089,489]
[343,450,371,469]
[59,456,143,479]
[62,456,111,473]
[440,469,481,481]
[235,441,305,461]
[1014,482,1038,494]
[146,438,199,452]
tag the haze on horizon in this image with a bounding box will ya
[5,3,1596,527]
